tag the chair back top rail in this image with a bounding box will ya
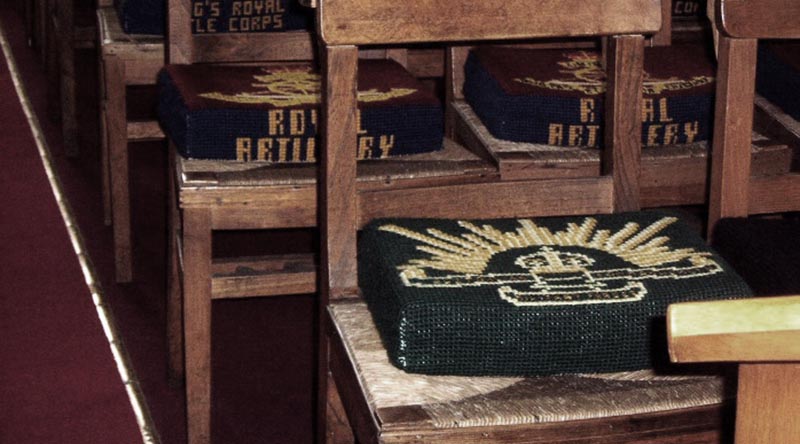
[716,0,800,39]
[316,0,662,45]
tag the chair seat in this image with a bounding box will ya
[330,300,729,431]
[757,41,800,121]
[463,44,716,148]
[158,60,445,161]
[358,212,752,376]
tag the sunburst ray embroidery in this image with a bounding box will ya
[378,217,722,306]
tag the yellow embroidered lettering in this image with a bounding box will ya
[289,110,305,135]
[658,98,673,123]
[642,98,655,122]
[378,135,395,157]
[647,125,661,146]
[580,98,596,123]
[236,138,252,161]
[683,121,699,143]
[585,125,600,147]
[305,138,316,161]
[232,1,242,15]
[568,125,584,146]
[358,136,374,159]
[548,124,564,145]
[256,138,271,161]
[291,138,302,161]
[356,110,368,135]
[276,138,290,161]
[268,109,285,136]
[663,123,679,144]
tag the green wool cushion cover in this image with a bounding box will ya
[358,212,752,376]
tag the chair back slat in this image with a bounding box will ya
[318,0,662,45]
[167,0,316,64]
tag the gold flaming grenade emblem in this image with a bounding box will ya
[514,51,714,96]
[381,217,723,306]
[199,68,418,106]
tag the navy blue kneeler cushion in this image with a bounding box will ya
[115,0,166,35]
[359,212,752,376]
[757,41,800,121]
[158,60,444,161]
[464,44,716,148]
[116,0,312,36]
[190,0,312,33]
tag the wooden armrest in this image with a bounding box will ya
[668,295,800,363]
[717,0,800,39]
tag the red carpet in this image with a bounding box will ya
[0,5,315,443]
[0,15,143,444]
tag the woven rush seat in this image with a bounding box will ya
[330,301,730,430]
[757,41,800,121]
[464,44,716,148]
[158,60,444,161]
[357,212,751,377]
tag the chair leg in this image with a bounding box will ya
[57,0,79,156]
[105,57,134,282]
[326,372,355,444]
[707,35,757,237]
[182,208,213,444]
[166,152,184,386]
[99,55,111,226]
[735,363,800,443]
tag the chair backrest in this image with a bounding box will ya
[706,0,800,233]
[166,0,316,64]
[317,0,661,296]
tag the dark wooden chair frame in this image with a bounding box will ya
[311,1,730,443]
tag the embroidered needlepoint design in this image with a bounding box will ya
[199,68,417,106]
[513,51,714,96]
[380,217,723,306]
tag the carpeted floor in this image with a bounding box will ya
[0,14,143,444]
[0,5,316,444]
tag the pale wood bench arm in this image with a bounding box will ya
[668,295,800,364]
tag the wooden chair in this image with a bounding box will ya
[668,3,800,442]
[447,0,791,211]
[312,1,753,443]
[668,296,800,443]
[50,0,96,156]
[162,1,318,442]
[706,0,800,234]
[97,4,165,282]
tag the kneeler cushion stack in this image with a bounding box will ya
[158,60,444,161]
[115,0,312,35]
[464,44,716,149]
[358,212,751,376]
